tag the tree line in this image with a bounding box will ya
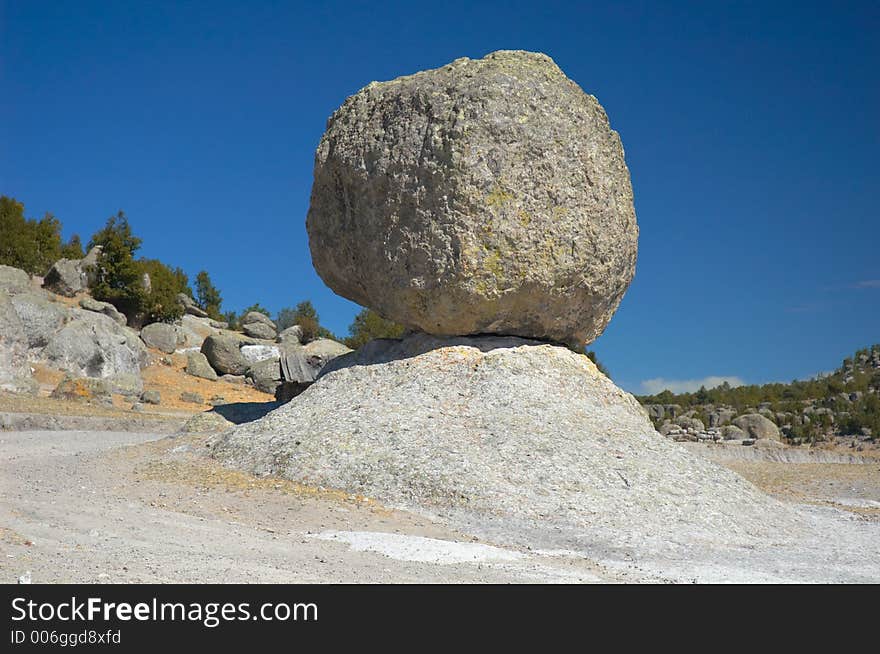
[0,195,403,346]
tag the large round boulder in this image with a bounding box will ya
[201,333,249,376]
[306,50,638,347]
[140,322,182,354]
[733,414,781,441]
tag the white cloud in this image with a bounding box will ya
[855,280,880,289]
[639,376,745,395]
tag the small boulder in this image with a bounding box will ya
[241,312,277,340]
[185,351,218,381]
[180,391,204,405]
[721,425,748,441]
[246,358,282,394]
[42,246,101,297]
[277,325,303,346]
[141,390,161,405]
[51,375,112,404]
[140,322,182,354]
[43,311,148,378]
[177,293,209,318]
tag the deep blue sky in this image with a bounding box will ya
[2,1,877,393]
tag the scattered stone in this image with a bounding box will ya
[141,390,161,405]
[180,391,204,405]
[106,372,143,397]
[219,374,246,385]
[306,50,637,348]
[185,350,218,381]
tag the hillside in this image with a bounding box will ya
[638,344,880,445]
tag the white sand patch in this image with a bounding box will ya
[240,344,280,363]
[313,531,525,564]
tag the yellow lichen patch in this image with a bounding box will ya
[485,185,514,209]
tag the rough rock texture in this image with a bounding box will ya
[0,265,32,294]
[42,310,148,379]
[140,322,182,354]
[79,297,126,326]
[0,291,31,391]
[10,292,67,348]
[276,325,303,346]
[177,314,218,349]
[279,339,352,384]
[721,425,748,441]
[177,293,209,318]
[733,414,781,441]
[214,335,797,553]
[242,322,276,340]
[185,350,218,381]
[50,375,112,404]
[307,50,638,347]
[245,358,282,394]
[201,334,249,376]
[42,246,101,297]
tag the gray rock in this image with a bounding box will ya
[241,312,276,329]
[281,339,351,384]
[721,425,748,441]
[42,246,101,297]
[219,374,246,385]
[708,408,736,428]
[42,311,148,379]
[180,391,204,405]
[177,293,209,318]
[140,322,181,354]
[141,390,161,405]
[245,358,282,394]
[79,297,126,326]
[201,334,249,376]
[177,314,218,349]
[242,321,276,340]
[276,325,303,346]
[733,414,781,441]
[306,50,638,348]
[0,291,31,391]
[185,351,218,381]
[0,265,31,294]
[10,292,67,348]
[106,372,143,396]
[214,334,794,550]
[677,417,705,433]
[240,344,281,364]
[646,404,666,420]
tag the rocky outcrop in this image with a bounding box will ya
[79,297,126,326]
[275,338,352,401]
[50,374,112,404]
[307,50,637,348]
[241,312,277,341]
[42,310,148,379]
[42,246,101,297]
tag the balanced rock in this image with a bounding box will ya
[307,50,638,347]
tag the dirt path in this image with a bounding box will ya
[0,430,614,583]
